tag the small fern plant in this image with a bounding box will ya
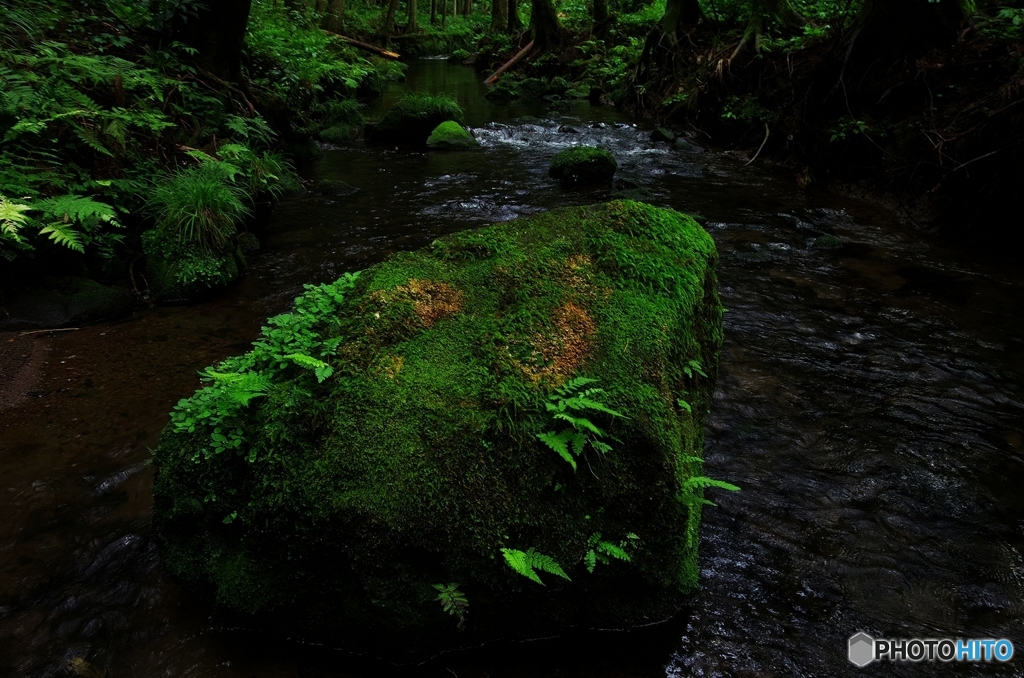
[501,547,571,586]
[536,377,624,472]
[679,456,741,508]
[584,532,639,573]
[433,583,469,631]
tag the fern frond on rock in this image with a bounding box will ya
[501,547,571,585]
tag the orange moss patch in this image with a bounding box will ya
[372,279,464,327]
[517,301,597,385]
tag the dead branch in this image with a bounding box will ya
[485,40,536,85]
[322,30,401,59]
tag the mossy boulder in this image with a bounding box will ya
[368,92,465,144]
[426,121,480,150]
[549,146,618,187]
[152,201,723,657]
[142,229,246,302]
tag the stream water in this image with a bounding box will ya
[2,59,1023,677]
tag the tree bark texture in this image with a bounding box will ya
[323,0,346,31]
[491,0,508,32]
[593,0,610,37]
[508,0,523,33]
[659,0,702,38]
[409,0,418,31]
[383,0,401,34]
[530,0,565,49]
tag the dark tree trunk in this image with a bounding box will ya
[508,0,523,33]
[530,0,565,49]
[173,0,253,82]
[593,0,610,37]
[409,0,418,31]
[659,0,701,38]
[491,0,508,32]
[431,0,438,24]
[383,0,401,34]
[323,0,346,31]
[463,0,472,16]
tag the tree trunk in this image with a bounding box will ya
[383,0,401,35]
[463,0,472,16]
[530,0,565,49]
[593,0,610,37]
[431,0,438,24]
[173,0,253,82]
[660,0,702,37]
[323,0,346,31]
[409,0,418,31]
[508,0,523,33]
[491,0,508,32]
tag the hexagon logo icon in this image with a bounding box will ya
[849,632,875,667]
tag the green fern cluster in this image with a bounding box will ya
[536,377,624,471]
[584,532,639,573]
[500,547,571,586]
[168,272,360,464]
[0,192,121,260]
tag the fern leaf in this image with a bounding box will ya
[501,548,543,585]
[0,196,31,237]
[584,549,597,573]
[555,376,599,396]
[38,222,84,252]
[597,541,631,562]
[683,476,741,492]
[73,124,113,157]
[36,195,118,227]
[537,430,576,471]
[677,399,692,413]
[527,549,571,581]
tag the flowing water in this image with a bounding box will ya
[2,60,1023,677]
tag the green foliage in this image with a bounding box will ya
[501,547,571,586]
[166,271,360,461]
[433,583,469,630]
[536,377,624,472]
[584,531,638,573]
[149,162,251,251]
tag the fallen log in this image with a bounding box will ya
[485,39,535,85]
[322,31,402,59]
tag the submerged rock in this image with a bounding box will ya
[152,201,723,658]
[0,277,135,330]
[367,92,465,144]
[426,121,480,150]
[549,146,618,187]
[651,128,676,143]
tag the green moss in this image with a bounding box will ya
[152,201,723,657]
[549,146,618,187]
[426,121,479,150]
[142,229,245,302]
[370,92,466,144]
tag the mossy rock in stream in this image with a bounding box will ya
[142,229,246,303]
[367,92,465,144]
[151,200,723,658]
[426,121,480,150]
[549,146,618,187]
